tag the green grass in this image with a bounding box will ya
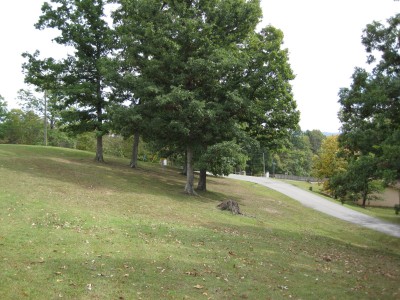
[283,179,400,225]
[0,144,399,299]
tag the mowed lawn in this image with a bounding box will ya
[0,144,399,299]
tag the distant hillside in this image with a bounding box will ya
[323,131,339,136]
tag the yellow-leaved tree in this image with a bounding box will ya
[312,135,347,191]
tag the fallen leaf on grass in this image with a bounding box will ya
[185,271,198,276]
[322,255,332,262]
[193,284,204,289]
[30,258,45,264]
[383,272,395,279]
[278,285,288,290]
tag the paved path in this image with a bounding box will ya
[228,174,400,238]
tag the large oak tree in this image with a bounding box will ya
[113,0,299,194]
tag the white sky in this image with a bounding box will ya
[0,0,399,133]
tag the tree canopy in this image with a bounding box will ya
[112,0,299,193]
[19,0,301,194]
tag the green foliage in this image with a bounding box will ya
[102,134,149,159]
[0,102,74,148]
[338,13,400,196]
[0,95,8,141]
[312,136,347,190]
[330,154,384,206]
[113,0,298,191]
[75,132,96,152]
[18,88,61,130]
[362,13,400,74]
[242,27,300,150]
[74,133,154,160]
[305,129,325,154]
[275,131,313,176]
[102,134,130,158]
[197,141,248,176]
[18,0,300,186]
[22,0,117,161]
[17,89,44,116]
[0,95,7,122]
[1,109,43,145]
[47,129,75,148]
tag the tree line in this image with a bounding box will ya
[0,89,326,181]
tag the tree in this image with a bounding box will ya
[0,95,8,142]
[0,95,7,121]
[114,0,299,194]
[22,0,115,162]
[305,129,325,155]
[109,104,143,168]
[338,13,400,184]
[312,135,347,190]
[362,13,400,75]
[336,13,400,206]
[275,131,313,176]
[330,154,383,207]
[1,109,43,145]
[17,88,61,130]
[241,27,300,151]
[17,89,44,116]
[197,141,248,191]
[114,0,263,194]
[360,12,400,184]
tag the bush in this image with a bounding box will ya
[75,132,96,152]
[48,129,75,148]
[103,135,131,158]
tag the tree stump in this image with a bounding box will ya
[217,200,242,215]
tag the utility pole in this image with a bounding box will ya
[262,152,266,177]
[44,91,48,146]
[272,159,275,177]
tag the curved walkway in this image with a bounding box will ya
[228,174,400,238]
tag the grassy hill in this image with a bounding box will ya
[0,144,399,299]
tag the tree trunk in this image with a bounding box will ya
[362,190,367,208]
[50,115,55,130]
[181,151,187,175]
[130,131,140,168]
[398,188,400,207]
[95,135,104,162]
[184,145,197,195]
[95,75,104,163]
[197,169,207,191]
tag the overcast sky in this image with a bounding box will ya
[0,0,399,132]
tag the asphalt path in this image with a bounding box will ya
[228,174,400,238]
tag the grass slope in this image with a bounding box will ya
[0,144,399,299]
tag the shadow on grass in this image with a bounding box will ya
[0,145,230,205]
